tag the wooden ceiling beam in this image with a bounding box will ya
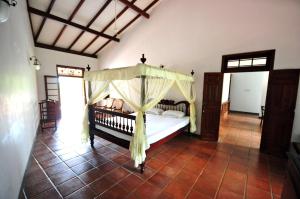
[34,0,56,42]
[35,42,97,58]
[26,0,35,39]
[52,0,85,46]
[67,0,113,50]
[80,0,137,53]
[28,6,119,42]
[118,0,149,18]
[93,0,159,54]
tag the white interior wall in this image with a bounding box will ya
[34,48,98,101]
[229,72,268,114]
[222,73,231,103]
[0,1,39,198]
[97,0,300,139]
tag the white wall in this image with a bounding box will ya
[222,73,231,103]
[0,1,39,198]
[35,47,98,101]
[97,0,300,138]
[229,72,268,114]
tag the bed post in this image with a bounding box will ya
[140,54,146,173]
[86,65,95,148]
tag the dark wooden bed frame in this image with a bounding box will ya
[88,99,190,172]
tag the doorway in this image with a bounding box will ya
[59,76,85,122]
[218,72,269,149]
[201,49,300,156]
[56,65,86,142]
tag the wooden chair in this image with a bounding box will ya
[112,99,124,112]
[39,100,57,132]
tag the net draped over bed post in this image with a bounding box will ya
[176,80,197,133]
[82,62,196,167]
[82,81,110,142]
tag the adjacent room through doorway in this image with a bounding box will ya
[56,65,86,143]
[219,72,269,149]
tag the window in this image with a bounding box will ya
[56,65,85,78]
[221,50,275,72]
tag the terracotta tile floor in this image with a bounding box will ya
[219,113,262,149]
[21,114,287,199]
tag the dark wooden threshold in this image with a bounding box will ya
[229,110,259,116]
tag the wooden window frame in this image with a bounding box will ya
[56,65,85,78]
[221,49,275,73]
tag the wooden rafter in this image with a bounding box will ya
[80,0,137,53]
[52,0,85,46]
[118,0,149,18]
[93,0,159,55]
[28,7,119,42]
[35,42,97,58]
[67,0,113,50]
[34,0,56,42]
[26,0,34,39]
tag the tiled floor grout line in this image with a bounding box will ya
[126,146,190,198]
[213,150,233,199]
[183,148,218,199]
[244,147,251,199]
[31,156,64,199]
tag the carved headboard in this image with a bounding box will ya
[155,99,190,116]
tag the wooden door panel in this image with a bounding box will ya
[201,73,223,141]
[260,69,299,156]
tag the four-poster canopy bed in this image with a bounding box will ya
[82,55,196,173]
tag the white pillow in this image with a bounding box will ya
[162,110,185,118]
[146,108,164,115]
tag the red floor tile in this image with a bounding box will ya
[118,174,144,193]
[57,177,85,197]
[133,182,162,199]
[247,185,272,199]
[65,186,95,199]
[99,184,129,199]
[89,175,115,195]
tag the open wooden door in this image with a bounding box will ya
[260,69,299,156]
[44,75,61,119]
[201,73,224,141]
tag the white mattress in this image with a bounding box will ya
[95,113,189,144]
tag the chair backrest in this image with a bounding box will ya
[105,98,114,108]
[97,99,107,107]
[112,99,124,110]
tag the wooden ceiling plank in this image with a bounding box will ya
[67,0,113,50]
[34,0,56,42]
[52,0,85,46]
[80,0,137,53]
[26,0,35,39]
[28,6,119,42]
[35,42,97,58]
[93,0,159,54]
[118,0,149,18]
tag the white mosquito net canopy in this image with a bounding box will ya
[82,63,196,167]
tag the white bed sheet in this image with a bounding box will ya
[95,113,189,145]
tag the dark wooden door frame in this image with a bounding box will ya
[202,68,300,156]
[55,65,87,104]
[260,69,300,156]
